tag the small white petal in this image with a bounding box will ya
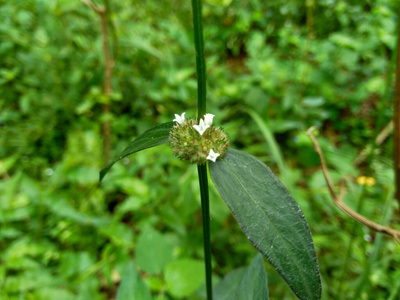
[206,149,220,162]
[173,112,186,124]
[204,113,215,126]
[193,118,210,135]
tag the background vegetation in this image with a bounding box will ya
[1,0,399,299]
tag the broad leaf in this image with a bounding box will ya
[116,261,151,300]
[209,149,321,300]
[164,259,205,298]
[214,268,245,300]
[136,227,174,274]
[214,253,268,300]
[100,122,173,181]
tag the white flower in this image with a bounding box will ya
[193,118,210,136]
[203,113,215,126]
[206,149,220,162]
[173,112,186,125]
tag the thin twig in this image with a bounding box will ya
[306,127,400,243]
[376,120,394,145]
[79,0,113,163]
[353,120,393,166]
[394,9,400,202]
[103,0,118,60]
[79,0,104,13]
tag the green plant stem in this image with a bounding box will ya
[191,0,212,298]
[191,0,207,118]
[198,164,213,300]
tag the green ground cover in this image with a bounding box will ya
[1,0,399,299]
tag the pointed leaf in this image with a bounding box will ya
[116,261,151,300]
[214,253,268,300]
[209,149,321,300]
[100,122,173,181]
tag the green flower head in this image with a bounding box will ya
[169,112,229,164]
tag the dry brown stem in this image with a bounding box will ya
[80,0,103,13]
[394,11,400,202]
[306,127,400,243]
[79,0,113,162]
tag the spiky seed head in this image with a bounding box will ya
[169,118,229,164]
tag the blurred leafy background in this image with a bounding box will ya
[1,0,400,299]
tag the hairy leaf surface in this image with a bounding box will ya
[210,148,321,300]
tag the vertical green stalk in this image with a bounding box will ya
[191,0,212,299]
[198,165,212,300]
[191,0,207,118]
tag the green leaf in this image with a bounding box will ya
[116,261,151,300]
[233,254,269,299]
[246,109,286,174]
[214,254,268,300]
[209,149,321,300]
[136,227,174,274]
[34,287,75,300]
[164,259,205,298]
[100,122,173,181]
[46,197,108,227]
[99,222,134,246]
[214,268,246,300]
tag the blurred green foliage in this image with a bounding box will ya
[0,0,399,299]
